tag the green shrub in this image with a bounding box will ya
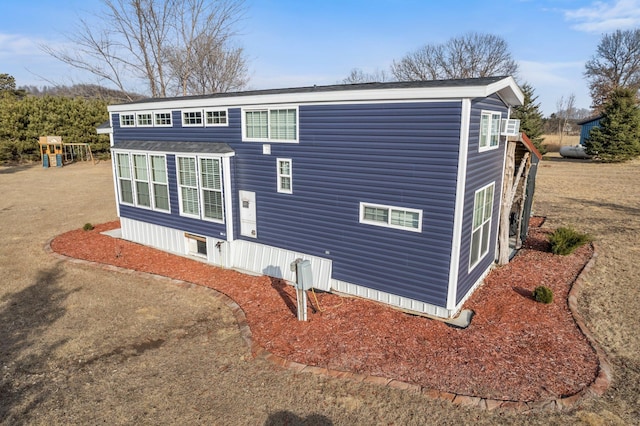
[548,227,591,255]
[83,223,94,231]
[533,286,554,304]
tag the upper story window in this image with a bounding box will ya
[359,202,422,232]
[120,114,135,127]
[469,182,495,269]
[118,111,172,128]
[243,107,298,142]
[182,109,203,126]
[205,109,228,126]
[277,158,292,194]
[154,111,172,127]
[136,113,153,127]
[479,111,501,151]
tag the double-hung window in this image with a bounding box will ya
[133,154,151,207]
[470,183,495,269]
[177,155,224,222]
[479,111,501,150]
[115,152,169,212]
[277,158,293,193]
[150,155,170,210]
[177,157,200,216]
[200,158,223,220]
[116,153,134,204]
[359,202,422,232]
[244,107,297,142]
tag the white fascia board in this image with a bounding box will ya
[107,78,522,112]
[486,76,524,106]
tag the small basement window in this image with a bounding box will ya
[185,233,207,258]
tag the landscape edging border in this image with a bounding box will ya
[44,236,610,413]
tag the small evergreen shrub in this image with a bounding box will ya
[83,223,94,231]
[533,286,554,304]
[548,227,591,255]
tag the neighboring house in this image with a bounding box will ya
[578,115,602,145]
[104,76,532,319]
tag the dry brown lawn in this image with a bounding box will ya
[542,134,581,152]
[1,157,638,425]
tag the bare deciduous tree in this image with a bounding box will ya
[555,93,576,144]
[42,0,247,99]
[391,32,519,81]
[341,68,391,84]
[584,29,640,112]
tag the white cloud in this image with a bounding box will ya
[564,0,640,32]
[0,33,40,58]
[518,60,591,114]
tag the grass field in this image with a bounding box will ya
[542,133,581,152]
[0,158,639,425]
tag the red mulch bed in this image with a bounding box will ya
[50,220,598,402]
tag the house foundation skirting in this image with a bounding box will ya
[120,217,491,319]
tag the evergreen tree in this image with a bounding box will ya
[585,88,640,162]
[511,83,546,154]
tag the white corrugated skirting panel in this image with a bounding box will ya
[120,217,184,253]
[331,278,455,319]
[231,240,332,291]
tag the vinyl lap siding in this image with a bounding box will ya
[233,102,461,306]
[112,102,462,307]
[112,110,239,240]
[456,95,508,304]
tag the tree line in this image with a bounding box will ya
[0,74,110,163]
[3,0,639,163]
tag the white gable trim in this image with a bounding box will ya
[108,77,524,113]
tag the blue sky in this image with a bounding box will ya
[1,0,639,115]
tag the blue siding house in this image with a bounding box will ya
[105,76,526,319]
[578,115,602,145]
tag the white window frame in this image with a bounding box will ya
[114,151,171,213]
[277,158,293,194]
[242,106,299,143]
[115,152,134,204]
[176,155,225,223]
[132,153,152,208]
[185,233,208,258]
[359,202,423,233]
[182,109,204,127]
[154,111,173,127]
[205,108,228,126]
[479,110,502,151]
[136,112,153,127]
[469,182,495,270]
[149,154,170,212]
[120,113,136,127]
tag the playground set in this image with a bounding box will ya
[38,136,94,168]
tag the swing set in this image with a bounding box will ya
[38,136,95,168]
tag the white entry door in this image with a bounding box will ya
[239,190,257,238]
